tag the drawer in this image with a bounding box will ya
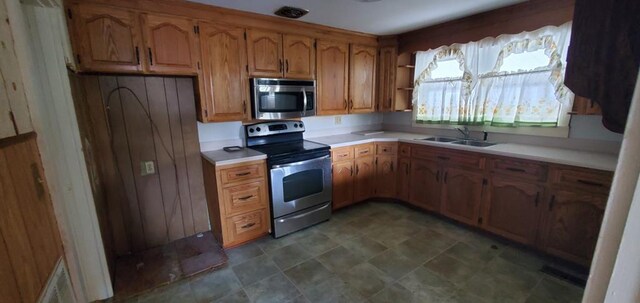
[399,144,411,157]
[411,146,438,161]
[220,162,265,185]
[436,150,484,170]
[222,180,267,216]
[376,142,397,155]
[225,208,268,245]
[550,166,612,194]
[332,146,354,161]
[490,157,547,181]
[354,144,374,157]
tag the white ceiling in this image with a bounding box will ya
[188,0,525,35]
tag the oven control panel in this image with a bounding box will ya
[246,120,305,137]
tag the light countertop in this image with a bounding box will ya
[201,148,266,166]
[308,132,619,172]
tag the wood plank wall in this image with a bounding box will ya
[0,133,63,303]
[398,0,575,54]
[76,75,209,254]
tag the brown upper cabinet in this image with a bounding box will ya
[316,40,350,115]
[198,22,248,122]
[378,46,397,112]
[247,29,315,79]
[141,14,199,74]
[349,44,377,113]
[71,4,144,73]
[572,95,603,115]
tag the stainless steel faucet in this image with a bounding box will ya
[456,126,471,140]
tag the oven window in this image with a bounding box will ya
[282,169,323,202]
[259,92,303,112]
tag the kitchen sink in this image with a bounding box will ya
[421,137,459,143]
[451,140,497,147]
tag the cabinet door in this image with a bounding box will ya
[409,159,441,212]
[316,40,349,115]
[199,22,248,122]
[397,158,411,201]
[482,177,543,245]
[349,44,377,113]
[441,167,484,226]
[572,96,602,115]
[539,190,606,265]
[332,161,354,210]
[142,14,198,74]
[283,34,315,79]
[246,29,283,77]
[375,155,397,198]
[354,156,375,202]
[378,46,396,112]
[72,4,143,73]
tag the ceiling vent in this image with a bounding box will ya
[274,6,309,19]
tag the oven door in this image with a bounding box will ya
[253,85,315,120]
[269,155,331,218]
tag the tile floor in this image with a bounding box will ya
[123,201,585,303]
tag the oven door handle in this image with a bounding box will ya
[302,87,307,117]
[272,155,330,169]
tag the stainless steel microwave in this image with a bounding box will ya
[250,78,316,120]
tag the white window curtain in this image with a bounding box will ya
[413,22,574,127]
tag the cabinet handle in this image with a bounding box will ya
[241,222,256,229]
[135,46,140,65]
[548,195,556,211]
[243,100,247,114]
[349,99,353,109]
[279,59,283,72]
[405,163,409,175]
[344,99,348,109]
[437,156,450,161]
[444,171,448,184]
[236,172,251,177]
[285,59,289,73]
[238,195,254,201]
[356,164,359,175]
[506,167,526,173]
[534,192,540,207]
[577,179,604,187]
[148,48,153,65]
[390,162,394,171]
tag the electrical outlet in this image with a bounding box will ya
[334,116,342,125]
[141,161,155,176]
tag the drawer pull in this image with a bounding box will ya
[241,222,256,229]
[359,150,369,155]
[235,172,251,177]
[577,179,604,187]
[437,156,450,161]
[238,195,254,201]
[506,167,526,173]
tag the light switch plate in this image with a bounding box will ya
[334,116,342,125]
[141,161,155,176]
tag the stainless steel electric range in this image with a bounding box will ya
[245,120,332,238]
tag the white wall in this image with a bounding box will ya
[383,111,623,154]
[198,113,383,151]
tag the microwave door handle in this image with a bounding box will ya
[302,87,307,117]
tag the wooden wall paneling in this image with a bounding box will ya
[176,77,209,233]
[247,29,283,78]
[0,137,47,303]
[316,40,349,115]
[67,0,378,46]
[81,76,131,256]
[141,13,199,74]
[0,0,33,138]
[118,76,168,247]
[0,230,21,303]
[99,76,146,252]
[164,78,196,236]
[146,77,185,241]
[399,0,575,53]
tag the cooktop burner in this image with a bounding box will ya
[249,140,329,158]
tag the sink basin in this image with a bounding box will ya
[451,140,497,147]
[421,137,459,143]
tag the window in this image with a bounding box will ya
[412,22,574,132]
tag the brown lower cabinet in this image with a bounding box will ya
[331,142,613,266]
